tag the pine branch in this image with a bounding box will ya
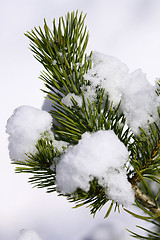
[128,226,160,240]
[125,121,160,235]
[12,11,134,220]
[128,118,160,186]
[11,10,160,239]
[25,11,92,97]
[14,137,60,193]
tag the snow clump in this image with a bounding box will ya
[61,51,160,134]
[83,51,160,134]
[56,130,134,206]
[6,105,53,162]
[17,229,42,240]
[6,105,68,162]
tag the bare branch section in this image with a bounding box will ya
[132,184,160,217]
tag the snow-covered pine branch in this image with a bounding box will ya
[6,11,160,239]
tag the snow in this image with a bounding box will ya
[82,85,97,104]
[84,51,160,134]
[56,130,134,206]
[6,105,53,162]
[84,51,129,105]
[61,86,96,108]
[52,60,57,65]
[61,93,83,107]
[6,105,68,162]
[6,52,159,206]
[53,138,69,153]
[2,1,160,239]
[60,51,160,134]
[17,230,42,240]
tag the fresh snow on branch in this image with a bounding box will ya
[62,51,160,134]
[6,51,160,206]
[86,52,160,134]
[6,106,53,161]
[61,85,96,108]
[6,106,68,162]
[56,130,134,206]
[61,93,83,108]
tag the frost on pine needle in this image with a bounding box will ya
[61,85,97,108]
[82,85,97,104]
[84,51,160,134]
[52,137,68,153]
[61,86,96,108]
[61,93,83,107]
[56,130,134,206]
[6,105,53,162]
[52,59,57,65]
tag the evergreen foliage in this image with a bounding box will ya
[12,11,160,239]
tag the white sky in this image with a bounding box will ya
[1,0,160,239]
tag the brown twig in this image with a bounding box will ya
[132,184,160,217]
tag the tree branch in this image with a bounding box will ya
[132,183,160,217]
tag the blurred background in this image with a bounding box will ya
[1,0,160,239]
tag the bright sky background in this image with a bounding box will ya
[1,0,160,239]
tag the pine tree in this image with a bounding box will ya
[6,11,160,239]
